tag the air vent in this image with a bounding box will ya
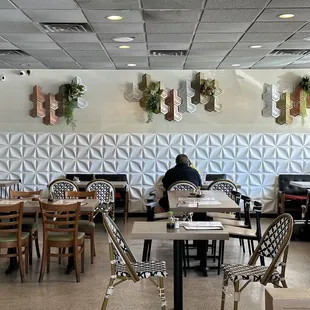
[269,49,310,56]
[40,23,92,33]
[0,50,29,56]
[150,50,187,57]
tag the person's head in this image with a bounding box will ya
[175,154,190,165]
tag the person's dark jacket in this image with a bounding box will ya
[159,163,202,211]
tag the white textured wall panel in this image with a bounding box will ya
[0,132,309,213]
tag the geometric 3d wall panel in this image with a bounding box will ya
[2,132,310,213]
[262,84,280,118]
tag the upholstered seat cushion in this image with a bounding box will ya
[116,261,168,278]
[47,232,85,242]
[78,220,95,233]
[222,264,280,283]
[0,232,29,243]
[284,194,307,200]
[22,217,38,230]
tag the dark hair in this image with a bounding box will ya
[175,154,189,165]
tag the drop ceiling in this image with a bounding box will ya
[0,0,310,70]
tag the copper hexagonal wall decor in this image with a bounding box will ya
[29,85,46,118]
[165,89,182,122]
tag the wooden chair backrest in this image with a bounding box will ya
[0,202,23,235]
[65,191,96,199]
[9,189,42,199]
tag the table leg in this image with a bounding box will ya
[173,240,183,310]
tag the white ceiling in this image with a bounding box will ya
[0,0,310,70]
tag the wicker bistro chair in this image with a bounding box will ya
[208,179,238,199]
[39,201,85,283]
[49,179,78,199]
[220,213,293,310]
[86,179,115,221]
[0,201,29,282]
[65,190,96,264]
[9,189,42,265]
[101,213,167,310]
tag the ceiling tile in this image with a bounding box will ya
[268,0,310,8]
[0,0,15,9]
[252,56,300,68]
[223,56,263,62]
[83,9,143,23]
[67,50,110,58]
[24,50,69,58]
[48,33,99,42]
[186,55,224,62]
[91,22,144,33]
[299,24,310,32]
[7,61,48,69]
[0,42,18,49]
[0,61,12,68]
[110,56,148,63]
[150,64,183,69]
[70,55,111,62]
[76,0,139,9]
[117,65,149,69]
[188,50,230,56]
[0,33,54,43]
[248,21,305,33]
[98,33,145,43]
[257,9,310,22]
[107,50,148,57]
[32,56,74,62]
[142,0,204,9]
[149,56,186,64]
[0,9,31,22]
[278,41,310,49]
[206,0,270,8]
[197,22,250,33]
[147,33,193,43]
[286,63,310,68]
[146,23,196,34]
[23,9,87,22]
[286,32,309,41]
[143,10,201,22]
[114,61,148,67]
[148,43,191,50]
[191,42,235,50]
[0,55,37,62]
[201,9,261,22]
[14,42,61,50]
[184,62,218,69]
[233,42,281,49]
[0,36,8,42]
[218,61,256,68]
[11,0,78,9]
[59,42,103,51]
[78,62,115,69]
[228,49,270,56]
[102,43,146,50]
[43,62,81,69]
[194,33,243,42]
[0,22,41,33]
[240,32,292,42]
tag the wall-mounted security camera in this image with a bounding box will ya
[1,75,6,81]
[26,69,31,76]
[19,70,25,76]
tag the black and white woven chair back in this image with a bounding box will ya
[168,181,197,191]
[103,213,136,263]
[49,179,78,199]
[258,213,293,259]
[86,179,115,204]
[207,179,237,199]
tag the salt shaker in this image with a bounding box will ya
[174,218,180,229]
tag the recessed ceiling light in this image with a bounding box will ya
[127,63,136,67]
[112,36,134,43]
[250,45,262,49]
[278,13,295,19]
[231,64,240,67]
[106,15,123,21]
[118,45,131,49]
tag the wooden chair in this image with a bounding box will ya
[65,190,96,264]
[221,213,293,310]
[9,189,42,265]
[0,201,29,282]
[101,213,167,310]
[49,179,78,199]
[39,201,85,282]
[85,179,115,220]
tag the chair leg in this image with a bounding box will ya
[34,230,40,258]
[142,240,151,261]
[182,241,187,277]
[233,281,240,310]
[81,244,85,273]
[281,279,288,288]
[240,239,245,253]
[18,246,25,283]
[28,233,33,266]
[90,232,95,264]
[251,240,255,254]
[101,277,116,310]
[185,240,190,267]
[74,245,80,282]
[221,273,228,310]
[159,277,167,310]
[247,239,252,255]
[58,248,62,264]
[39,242,47,282]
[47,247,50,273]
[25,245,29,274]
[213,240,217,262]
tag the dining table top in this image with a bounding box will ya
[73,180,127,189]
[168,190,240,213]
[131,221,229,241]
[0,179,19,187]
[0,198,99,212]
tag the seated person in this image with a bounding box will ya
[156,154,202,213]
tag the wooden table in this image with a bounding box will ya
[289,181,310,188]
[0,198,99,212]
[0,179,20,198]
[132,221,229,310]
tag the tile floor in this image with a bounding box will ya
[0,218,310,310]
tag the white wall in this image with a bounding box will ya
[0,69,309,133]
[0,69,309,213]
